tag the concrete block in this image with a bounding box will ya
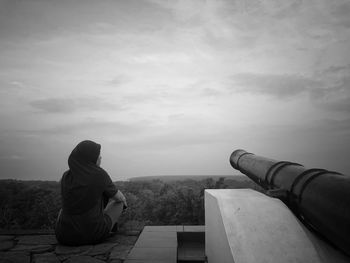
[183,225,205,232]
[143,226,178,232]
[205,189,326,263]
[177,245,205,261]
[134,231,177,248]
[176,225,184,232]
[127,247,176,262]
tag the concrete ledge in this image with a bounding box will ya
[126,225,205,263]
[205,189,350,263]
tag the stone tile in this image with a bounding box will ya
[93,254,108,261]
[55,244,94,261]
[127,247,176,262]
[32,252,60,263]
[123,230,141,236]
[143,226,177,232]
[16,235,57,245]
[104,234,138,245]
[10,244,52,253]
[57,254,72,262]
[0,251,30,263]
[134,231,177,248]
[55,244,92,255]
[65,255,105,263]
[109,244,133,260]
[0,240,15,251]
[0,236,15,242]
[183,225,205,232]
[87,242,118,256]
[0,230,54,235]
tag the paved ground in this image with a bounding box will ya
[0,230,139,263]
[0,226,206,263]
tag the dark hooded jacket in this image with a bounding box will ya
[55,140,118,245]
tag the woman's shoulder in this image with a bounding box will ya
[94,167,111,181]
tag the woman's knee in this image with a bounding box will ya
[104,200,123,225]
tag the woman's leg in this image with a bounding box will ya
[104,200,124,227]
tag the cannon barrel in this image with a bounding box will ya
[230,149,350,256]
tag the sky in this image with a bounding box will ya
[0,0,350,181]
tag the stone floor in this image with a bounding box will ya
[0,230,139,263]
[0,226,207,263]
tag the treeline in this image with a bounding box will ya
[0,180,61,229]
[0,177,261,230]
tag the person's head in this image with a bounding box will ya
[69,140,101,166]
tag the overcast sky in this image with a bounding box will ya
[1,0,350,181]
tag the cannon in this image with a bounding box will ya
[230,149,350,257]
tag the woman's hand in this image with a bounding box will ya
[113,190,127,207]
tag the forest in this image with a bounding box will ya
[0,176,262,230]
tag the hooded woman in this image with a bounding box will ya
[55,140,127,245]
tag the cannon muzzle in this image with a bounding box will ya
[230,149,350,256]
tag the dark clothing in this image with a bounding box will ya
[55,140,118,245]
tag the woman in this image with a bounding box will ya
[55,140,127,245]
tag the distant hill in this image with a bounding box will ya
[129,175,248,182]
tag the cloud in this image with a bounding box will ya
[29,96,122,113]
[0,154,24,160]
[106,74,130,87]
[321,65,350,76]
[228,73,319,98]
[130,52,192,64]
[0,0,172,41]
[315,96,350,113]
[14,119,153,139]
[138,131,227,149]
[319,118,350,132]
[311,64,350,112]
[189,80,224,97]
[331,1,350,28]
[9,81,26,89]
[226,68,350,113]
[0,80,25,95]
[316,64,350,88]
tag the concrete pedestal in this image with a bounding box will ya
[205,189,349,263]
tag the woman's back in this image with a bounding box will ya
[55,140,118,245]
